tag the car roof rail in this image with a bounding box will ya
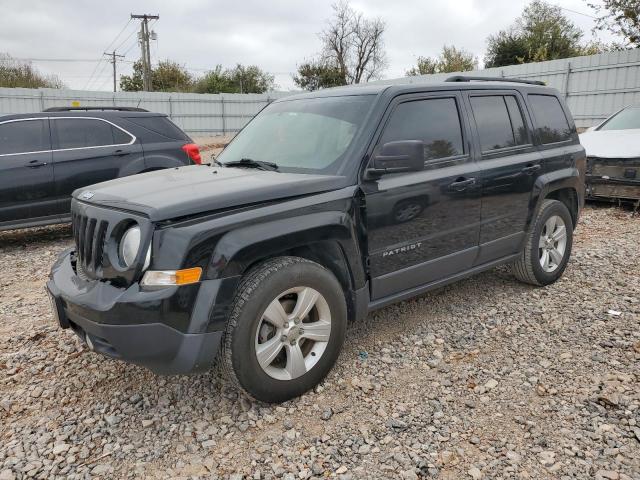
[445,75,546,86]
[42,106,149,112]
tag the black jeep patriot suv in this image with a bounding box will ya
[47,77,585,403]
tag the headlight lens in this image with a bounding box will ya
[119,226,150,269]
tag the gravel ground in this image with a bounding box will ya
[0,205,639,480]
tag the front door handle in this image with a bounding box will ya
[522,164,541,175]
[27,160,48,168]
[449,177,476,191]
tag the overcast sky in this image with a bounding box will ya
[0,0,616,92]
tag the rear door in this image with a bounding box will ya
[527,93,583,178]
[465,90,542,265]
[0,118,55,228]
[50,117,143,215]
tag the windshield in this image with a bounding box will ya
[598,107,640,131]
[217,95,375,174]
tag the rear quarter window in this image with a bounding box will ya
[125,116,190,141]
[528,94,573,144]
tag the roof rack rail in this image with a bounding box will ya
[445,75,546,86]
[42,106,149,112]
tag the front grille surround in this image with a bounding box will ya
[71,199,152,287]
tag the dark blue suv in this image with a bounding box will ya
[0,106,201,231]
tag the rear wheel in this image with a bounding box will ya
[220,257,347,403]
[513,199,573,286]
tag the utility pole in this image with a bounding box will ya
[105,51,125,92]
[131,14,159,91]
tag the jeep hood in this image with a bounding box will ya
[74,165,346,221]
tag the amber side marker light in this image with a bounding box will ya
[141,267,202,287]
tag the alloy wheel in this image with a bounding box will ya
[538,214,567,273]
[254,287,332,381]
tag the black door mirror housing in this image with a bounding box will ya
[367,140,424,177]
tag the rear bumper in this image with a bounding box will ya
[46,249,224,375]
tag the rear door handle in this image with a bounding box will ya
[449,177,476,191]
[26,160,48,168]
[522,164,541,175]
[113,149,128,157]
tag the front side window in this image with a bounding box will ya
[54,119,132,149]
[217,95,375,174]
[0,119,49,155]
[470,95,529,152]
[528,94,572,144]
[598,107,640,131]
[379,97,464,162]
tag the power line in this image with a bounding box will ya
[113,23,139,52]
[84,18,134,90]
[12,57,104,62]
[103,19,132,52]
[556,5,597,19]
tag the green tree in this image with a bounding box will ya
[229,64,275,93]
[484,30,531,68]
[120,60,193,92]
[0,53,64,88]
[406,46,477,76]
[193,65,235,93]
[588,0,640,48]
[484,0,602,68]
[293,60,346,91]
[193,64,275,94]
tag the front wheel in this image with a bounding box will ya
[219,257,347,403]
[512,199,574,286]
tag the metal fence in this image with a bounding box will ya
[0,88,291,136]
[2,48,640,133]
[372,48,640,129]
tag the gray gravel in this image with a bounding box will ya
[1,205,639,479]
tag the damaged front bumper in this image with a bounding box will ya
[586,156,640,203]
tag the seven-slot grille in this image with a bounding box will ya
[72,213,109,275]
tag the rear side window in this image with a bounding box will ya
[528,94,572,144]
[470,95,529,152]
[125,116,190,140]
[380,97,464,161]
[54,118,132,149]
[0,119,49,155]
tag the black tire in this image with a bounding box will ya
[219,256,347,403]
[512,199,574,286]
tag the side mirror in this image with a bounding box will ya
[367,140,424,177]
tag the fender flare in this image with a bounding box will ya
[529,167,581,228]
[206,211,364,288]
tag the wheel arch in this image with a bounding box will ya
[532,167,582,230]
[545,187,578,228]
[199,212,367,324]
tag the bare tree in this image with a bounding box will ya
[320,1,387,84]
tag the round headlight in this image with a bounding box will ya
[119,226,141,268]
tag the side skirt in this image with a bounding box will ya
[368,253,519,312]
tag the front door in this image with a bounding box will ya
[363,93,482,300]
[464,91,543,265]
[0,118,55,228]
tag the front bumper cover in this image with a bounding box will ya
[46,248,224,375]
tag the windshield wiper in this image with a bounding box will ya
[223,158,279,171]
